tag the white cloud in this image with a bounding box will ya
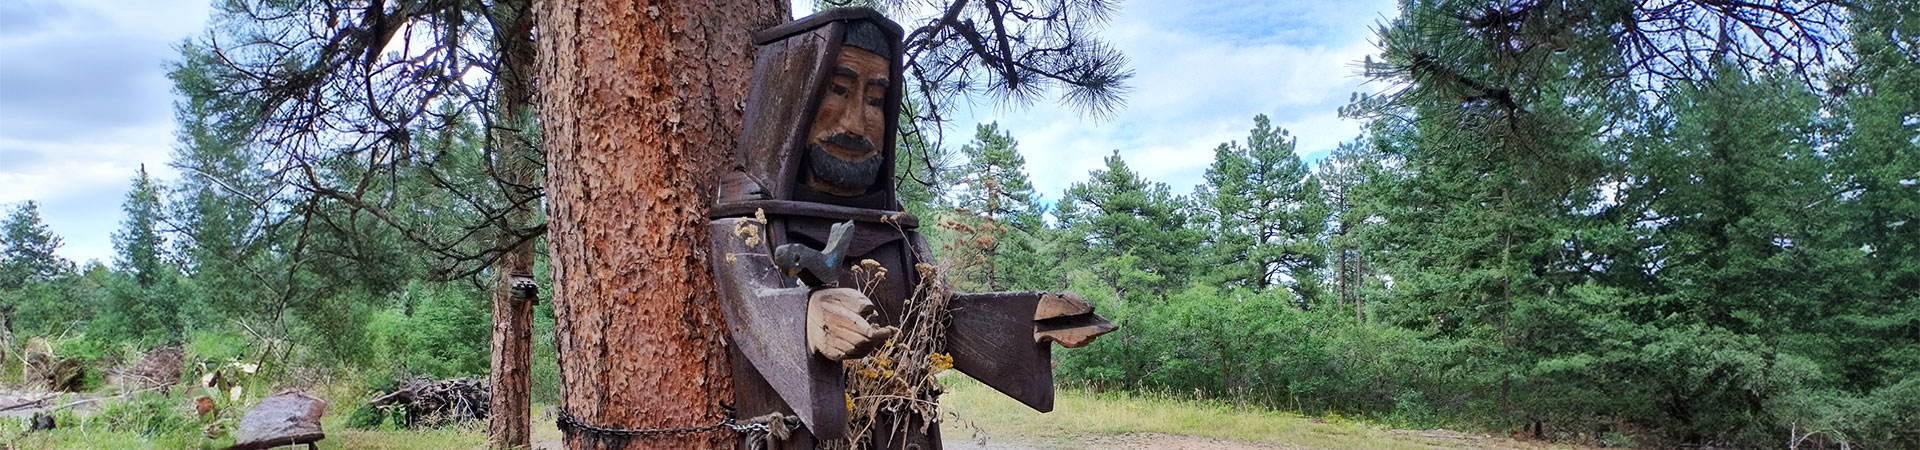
[0,0,207,264]
[943,0,1393,203]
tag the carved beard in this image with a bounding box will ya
[806,136,883,193]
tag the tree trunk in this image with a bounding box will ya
[489,1,538,448]
[490,243,535,449]
[532,0,787,448]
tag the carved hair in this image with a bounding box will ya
[843,20,891,56]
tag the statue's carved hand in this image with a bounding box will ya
[807,288,897,361]
[1034,291,1116,348]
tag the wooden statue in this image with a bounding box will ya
[707,7,1115,450]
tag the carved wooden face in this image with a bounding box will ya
[804,45,890,197]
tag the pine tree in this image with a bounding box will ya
[1058,152,1200,303]
[105,165,184,343]
[1603,66,1842,441]
[1355,0,1619,428]
[1316,136,1390,320]
[1,201,71,290]
[1,201,76,338]
[114,166,168,289]
[1822,0,1920,412]
[952,122,1049,291]
[1193,114,1327,306]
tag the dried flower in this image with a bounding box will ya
[929,353,954,373]
[973,234,997,248]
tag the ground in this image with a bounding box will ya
[4,375,1587,449]
[934,376,1588,450]
[516,376,1586,450]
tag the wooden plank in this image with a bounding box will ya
[712,199,919,228]
[708,219,848,439]
[947,291,1055,412]
[726,345,816,450]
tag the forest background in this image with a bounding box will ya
[1,0,1915,448]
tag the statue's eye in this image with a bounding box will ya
[868,97,883,107]
[830,84,849,96]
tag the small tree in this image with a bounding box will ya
[1,201,71,290]
[951,122,1049,291]
[103,166,182,343]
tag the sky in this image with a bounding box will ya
[0,0,1395,265]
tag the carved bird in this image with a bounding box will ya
[772,220,856,287]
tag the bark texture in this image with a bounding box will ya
[490,1,538,447]
[490,244,535,449]
[532,0,788,448]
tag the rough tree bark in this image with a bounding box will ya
[489,1,539,448]
[531,0,788,448]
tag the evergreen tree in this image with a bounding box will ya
[1058,152,1200,303]
[114,165,169,288]
[1051,153,1198,387]
[1598,66,1843,442]
[103,165,184,343]
[1,201,71,290]
[1,201,78,338]
[1193,114,1327,306]
[1315,136,1391,320]
[168,42,277,322]
[1355,0,1619,429]
[1830,0,1920,392]
[951,122,1049,290]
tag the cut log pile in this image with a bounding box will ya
[127,346,184,389]
[368,376,490,427]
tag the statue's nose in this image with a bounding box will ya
[836,105,869,139]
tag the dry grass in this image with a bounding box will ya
[939,375,1589,450]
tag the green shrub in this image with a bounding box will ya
[367,281,491,378]
[91,391,204,446]
[184,328,250,363]
[53,335,114,363]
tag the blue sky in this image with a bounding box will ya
[0,0,1395,265]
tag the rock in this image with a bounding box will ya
[229,390,326,450]
[29,412,55,431]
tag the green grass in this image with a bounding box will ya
[940,375,1584,449]
[8,374,1582,449]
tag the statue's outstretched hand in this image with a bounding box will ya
[807,288,897,361]
[1035,291,1116,348]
